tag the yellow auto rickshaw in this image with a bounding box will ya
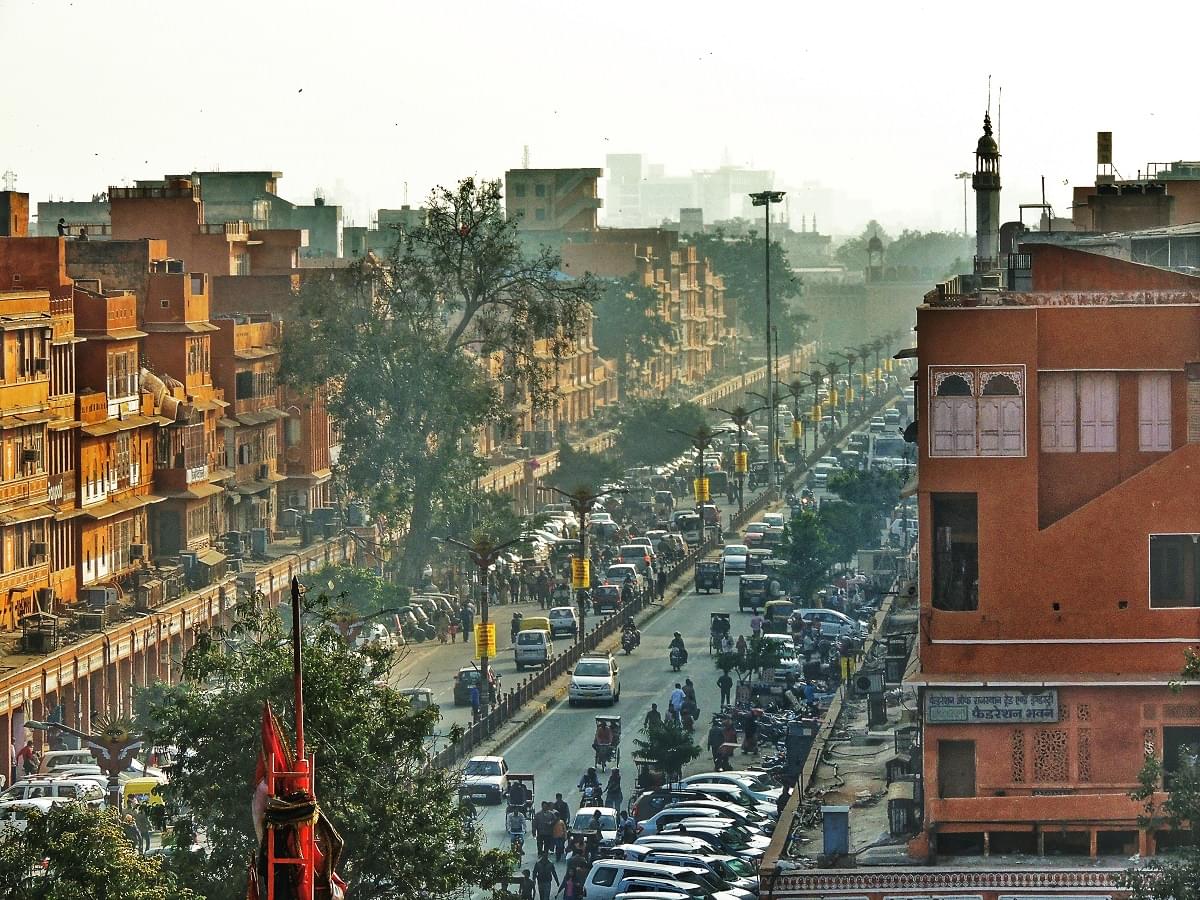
[123,776,164,807]
[762,599,796,635]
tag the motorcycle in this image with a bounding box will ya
[622,631,637,655]
[669,646,686,671]
[581,783,604,806]
[509,830,525,855]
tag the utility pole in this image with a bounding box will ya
[712,404,767,513]
[776,380,807,468]
[834,350,858,416]
[750,189,786,497]
[438,535,524,718]
[670,425,725,536]
[539,484,619,635]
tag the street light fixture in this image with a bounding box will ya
[711,403,768,513]
[669,425,727,536]
[437,534,525,719]
[775,379,808,466]
[749,189,786,496]
[538,484,621,634]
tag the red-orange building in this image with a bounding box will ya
[911,244,1200,861]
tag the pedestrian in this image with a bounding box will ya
[532,801,556,856]
[656,568,667,601]
[720,718,738,771]
[750,611,764,637]
[735,634,747,656]
[668,683,685,723]
[56,217,68,237]
[510,573,522,604]
[16,740,37,777]
[533,851,559,900]
[469,684,481,722]
[459,602,474,643]
[742,709,759,754]
[717,671,733,707]
[511,611,523,644]
[133,800,153,853]
[683,678,697,709]
[706,720,725,766]
[519,869,536,900]
[552,810,567,861]
[122,813,142,853]
[605,769,623,811]
[776,785,793,818]
[536,571,549,609]
[553,792,570,827]
[643,703,663,732]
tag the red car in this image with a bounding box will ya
[592,584,623,614]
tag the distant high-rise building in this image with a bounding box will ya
[504,168,603,232]
[605,154,643,227]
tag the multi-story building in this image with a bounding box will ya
[1071,133,1200,232]
[211,315,286,534]
[504,168,603,233]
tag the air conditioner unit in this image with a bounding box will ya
[853,668,885,696]
[21,448,40,463]
[129,543,147,560]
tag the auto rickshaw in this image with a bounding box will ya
[738,574,769,612]
[506,773,536,819]
[709,612,731,654]
[745,548,772,575]
[398,687,434,711]
[695,558,725,594]
[762,598,796,635]
[748,461,770,489]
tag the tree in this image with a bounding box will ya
[633,719,701,784]
[689,230,808,351]
[592,275,675,389]
[1120,648,1200,899]
[142,593,511,900]
[281,178,597,584]
[0,802,198,900]
[780,509,832,602]
[616,400,708,469]
[553,441,623,493]
[817,500,862,567]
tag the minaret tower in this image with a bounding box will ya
[972,112,1001,272]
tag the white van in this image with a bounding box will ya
[1,776,105,805]
[513,629,552,670]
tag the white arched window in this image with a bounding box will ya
[931,373,975,457]
[978,374,1024,456]
[930,367,1026,458]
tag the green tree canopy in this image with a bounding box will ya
[689,230,808,350]
[633,719,701,784]
[833,221,892,270]
[281,177,597,584]
[780,509,832,602]
[142,593,510,900]
[553,441,623,494]
[616,400,709,469]
[592,275,676,384]
[0,803,197,900]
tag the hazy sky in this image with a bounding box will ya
[3,0,1198,236]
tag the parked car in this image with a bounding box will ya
[458,756,509,805]
[797,608,870,641]
[548,606,580,639]
[0,797,77,834]
[1,777,104,806]
[680,770,783,804]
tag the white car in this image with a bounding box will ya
[761,512,785,529]
[459,756,509,805]
[569,654,621,706]
[0,777,104,806]
[0,797,77,833]
[680,771,783,804]
[720,544,749,576]
[798,608,870,641]
[570,806,620,845]
[548,606,580,639]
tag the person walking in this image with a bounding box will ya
[668,683,685,723]
[469,684,481,722]
[717,671,733,707]
[533,851,559,900]
[459,602,474,644]
[656,568,667,601]
[518,869,536,900]
[643,703,663,731]
[553,792,571,828]
[133,800,153,853]
[532,802,556,856]
[122,813,142,853]
[552,811,567,861]
[510,611,523,645]
[605,769,623,811]
[706,720,725,767]
[735,634,748,656]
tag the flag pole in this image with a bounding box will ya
[291,576,304,761]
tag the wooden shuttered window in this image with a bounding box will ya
[1078,373,1117,452]
[1139,372,1172,452]
[1040,373,1077,452]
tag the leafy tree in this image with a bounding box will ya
[300,564,404,620]
[780,509,832,602]
[740,635,784,682]
[689,230,808,350]
[592,275,675,388]
[1120,647,1200,899]
[0,802,197,899]
[142,593,510,900]
[885,229,971,276]
[616,400,709,469]
[633,719,700,783]
[282,178,597,584]
[553,441,623,493]
[817,500,862,567]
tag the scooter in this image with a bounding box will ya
[669,646,687,671]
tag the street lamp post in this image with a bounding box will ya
[749,189,786,496]
[776,380,807,468]
[955,171,971,240]
[439,535,524,719]
[834,351,859,415]
[539,484,619,636]
[712,404,768,513]
[670,425,725,537]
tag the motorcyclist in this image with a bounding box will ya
[622,616,641,647]
[668,631,688,665]
[620,576,635,606]
[578,766,601,801]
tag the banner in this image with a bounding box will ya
[810,403,821,423]
[571,557,590,589]
[693,477,710,503]
[884,357,894,372]
[846,386,855,404]
[828,388,839,407]
[474,622,496,658]
[926,688,1059,724]
[734,451,748,474]
[791,420,802,439]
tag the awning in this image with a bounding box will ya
[0,411,55,429]
[81,493,166,520]
[0,313,52,330]
[894,347,918,359]
[142,321,219,333]
[48,418,83,431]
[283,469,331,483]
[81,414,161,437]
[234,347,278,360]
[218,417,240,429]
[157,482,224,500]
[235,407,288,427]
[75,326,148,341]
[208,467,235,483]
[0,503,56,525]
[192,397,229,411]
[197,548,227,566]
